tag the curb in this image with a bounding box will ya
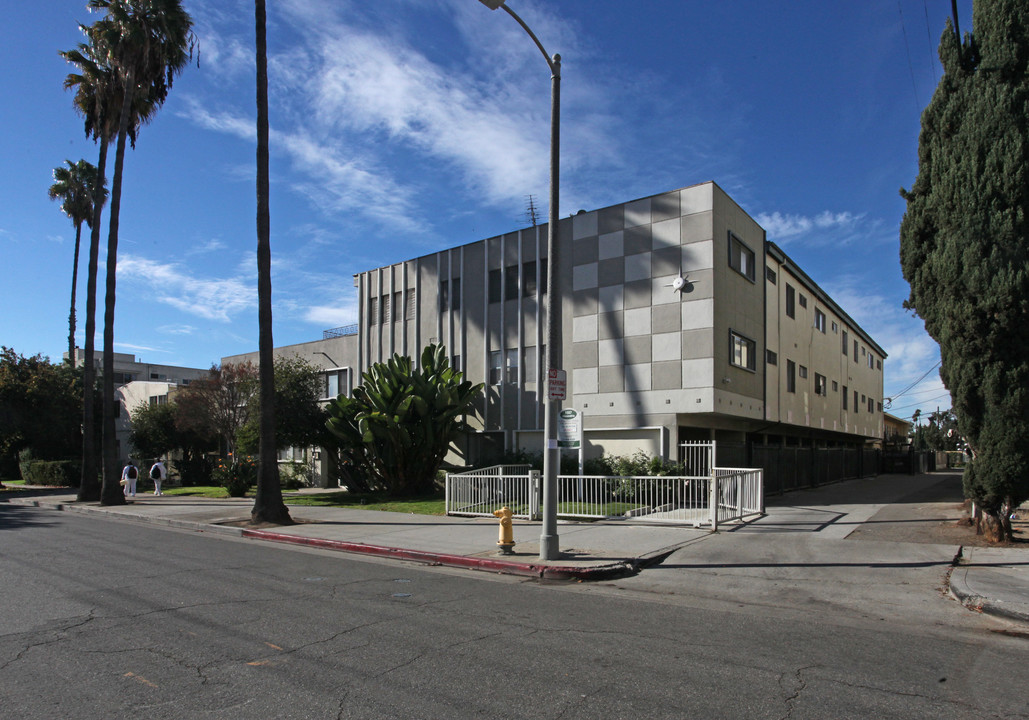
[6,497,638,581]
[949,552,1029,624]
[241,529,637,581]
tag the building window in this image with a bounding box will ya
[842,330,848,356]
[853,340,858,362]
[831,321,839,333]
[440,278,461,312]
[868,353,874,369]
[523,346,537,383]
[368,296,378,325]
[488,269,502,303]
[382,294,391,324]
[540,259,548,295]
[832,380,839,392]
[868,397,874,413]
[843,385,848,410]
[766,349,778,366]
[877,359,882,370]
[799,293,808,309]
[405,289,416,319]
[814,373,827,396]
[489,351,502,385]
[451,354,462,372]
[814,308,826,333]
[728,232,756,281]
[786,360,796,393]
[799,365,808,379]
[148,395,168,406]
[854,390,859,410]
[523,261,538,297]
[730,331,756,371]
[786,284,796,319]
[322,369,349,400]
[439,280,450,312]
[505,265,519,301]
[765,267,777,284]
[505,349,519,384]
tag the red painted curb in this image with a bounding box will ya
[240,529,634,581]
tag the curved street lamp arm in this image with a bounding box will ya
[498,4,560,77]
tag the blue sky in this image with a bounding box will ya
[1,0,967,421]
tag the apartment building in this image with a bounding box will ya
[67,349,210,464]
[241,181,885,472]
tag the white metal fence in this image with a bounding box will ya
[446,456,764,528]
[445,465,539,519]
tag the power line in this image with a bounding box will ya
[886,359,942,404]
[923,0,938,85]
[898,1,923,112]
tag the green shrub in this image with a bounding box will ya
[215,458,255,497]
[280,459,315,490]
[174,454,213,487]
[22,460,80,487]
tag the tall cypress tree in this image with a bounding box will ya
[900,0,1029,542]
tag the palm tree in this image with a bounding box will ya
[85,0,195,506]
[61,34,127,502]
[48,159,107,367]
[251,0,291,525]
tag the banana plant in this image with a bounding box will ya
[326,344,483,495]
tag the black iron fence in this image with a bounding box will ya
[715,442,883,496]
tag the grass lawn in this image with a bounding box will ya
[285,490,446,515]
[0,479,27,492]
[163,486,447,515]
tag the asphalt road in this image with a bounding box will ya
[2,503,1027,719]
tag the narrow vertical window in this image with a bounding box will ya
[505,348,518,384]
[728,232,756,281]
[488,269,502,303]
[504,265,519,301]
[405,289,415,320]
[489,351,502,385]
[814,308,826,333]
[786,359,796,393]
[730,330,756,371]
[523,261,538,297]
[523,346,537,383]
[786,284,796,319]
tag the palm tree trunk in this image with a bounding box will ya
[251,0,290,525]
[68,222,82,366]
[78,139,108,503]
[100,73,135,507]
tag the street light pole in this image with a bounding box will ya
[478,0,561,560]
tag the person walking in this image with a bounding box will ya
[121,460,138,497]
[149,459,167,496]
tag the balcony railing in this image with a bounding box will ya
[323,324,358,339]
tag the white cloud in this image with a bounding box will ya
[157,324,198,336]
[118,254,255,322]
[756,210,865,243]
[821,276,950,410]
[303,301,359,328]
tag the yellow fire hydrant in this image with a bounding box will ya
[492,506,515,554]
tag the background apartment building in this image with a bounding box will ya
[68,349,210,466]
[265,181,884,478]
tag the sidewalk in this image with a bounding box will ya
[4,474,1028,623]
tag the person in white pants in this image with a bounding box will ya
[149,459,167,496]
[121,460,138,496]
